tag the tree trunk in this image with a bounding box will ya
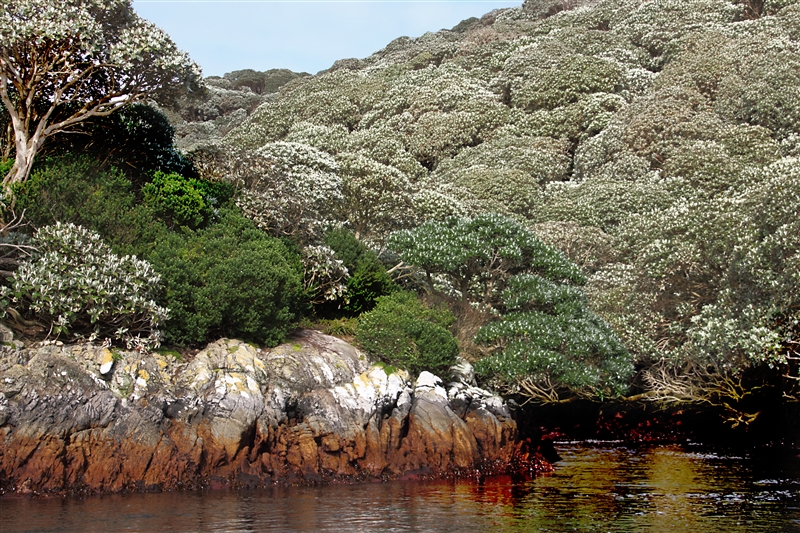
[3,126,42,189]
[4,143,36,189]
[2,123,11,161]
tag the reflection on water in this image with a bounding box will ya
[3,443,800,533]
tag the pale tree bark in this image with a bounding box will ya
[0,0,200,191]
[0,53,133,188]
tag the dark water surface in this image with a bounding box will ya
[3,443,800,532]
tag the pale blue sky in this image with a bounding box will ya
[131,1,522,76]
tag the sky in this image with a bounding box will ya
[131,0,523,77]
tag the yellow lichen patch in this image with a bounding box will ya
[99,349,114,375]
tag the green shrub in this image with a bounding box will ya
[0,159,12,178]
[324,228,397,314]
[14,156,234,248]
[147,209,305,346]
[389,213,585,307]
[356,291,458,375]
[142,170,235,230]
[143,171,208,228]
[13,155,152,249]
[0,223,168,348]
[474,273,633,399]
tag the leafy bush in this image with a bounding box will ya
[389,213,584,307]
[474,273,633,399]
[143,171,206,228]
[324,228,397,314]
[356,291,458,375]
[0,223,168,348]
[141,171,234,229]
[146,209,305,346]
[13,155,152,249]
[15,155,234,247]
[13,155,302,347]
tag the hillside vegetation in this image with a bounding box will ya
[3,0,800,416]
[199,0,800,405]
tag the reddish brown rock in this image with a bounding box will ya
[0,332,545,495]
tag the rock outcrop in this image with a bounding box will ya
[0,330,545,494]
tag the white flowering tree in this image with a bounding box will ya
[0,0,200,187]
[336,151,415,240]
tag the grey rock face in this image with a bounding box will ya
[0,330,524,494]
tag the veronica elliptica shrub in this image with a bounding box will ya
[1,222,168,348]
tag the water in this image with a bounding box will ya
[3,443,800,532]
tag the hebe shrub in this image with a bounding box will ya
[147,209,305,346]
[356,291,458,376]
[142,171,235,229]
[0,223,168,348]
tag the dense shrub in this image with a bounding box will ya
[474,273,633,399]
[142,171,232,229]
[389,213,584,307]
[356,291,458,375]
[15,155,233,247]
[143,171,207,228]
[0,223,168,348]
[13,156,147,246]
[146,209,305,346]
[324,228,397,314]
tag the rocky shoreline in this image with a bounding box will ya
[0,330,548,495]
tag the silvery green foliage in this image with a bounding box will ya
[285,121,349,155]
[344,125,427,181]
[411,181,471,222]
[433,134,570,217]
[0,223,168,349]
[170,71,310,152]
[521,0,583,19]
[390,212,631,397]
[171,82,267,152]
[474,272,633,398]
[194,142,353,304]
[684,158,800,368]
[336,151,415,239]
[615,0,741,66]
[531,221,618,273]
[214,0,800,378]
[389,213,584,307]
[226,69,386,150]
[0,0,200,185]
